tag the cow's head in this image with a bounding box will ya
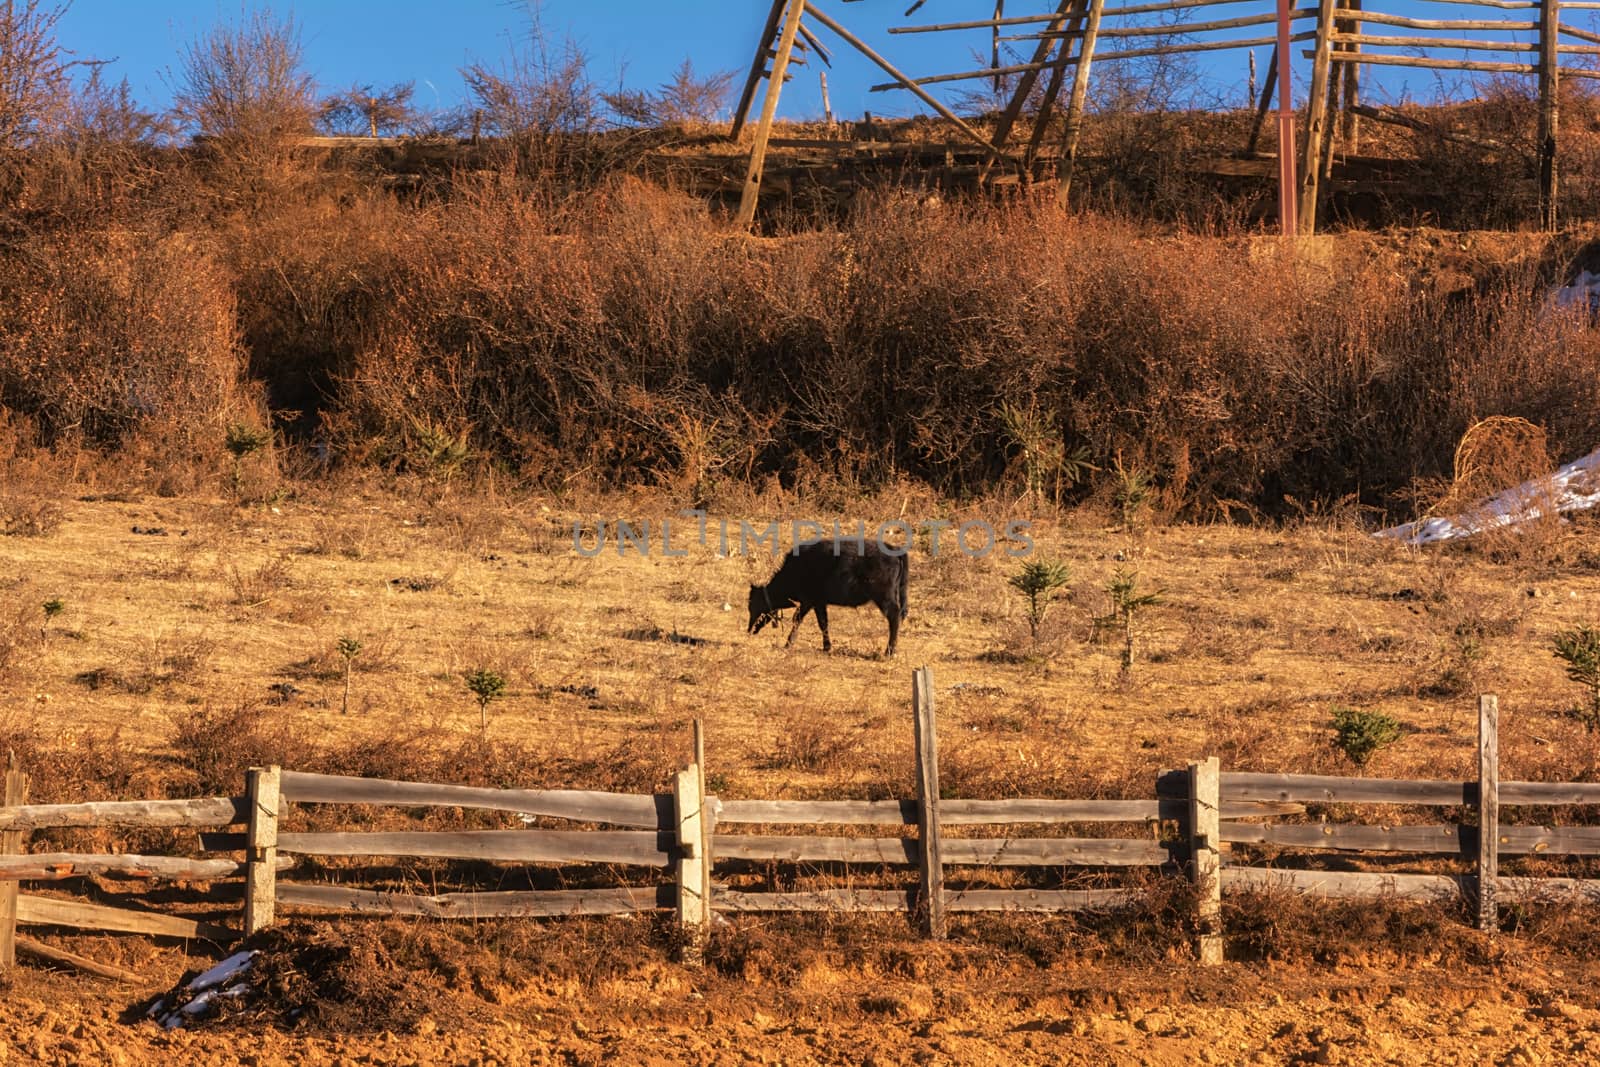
[748,585,791,635]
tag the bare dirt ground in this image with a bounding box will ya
[4,483,1600,1063]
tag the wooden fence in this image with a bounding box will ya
[731,1,1594,233]
[4,676,1600,977]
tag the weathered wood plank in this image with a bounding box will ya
[1478,695,1500,932]
[718,798,1175,826]
[278,771,668,830]
[1222,822,1467,853]
[0,764,26,969]
[1503,781,1600,805]
[703,797,1295,826]
[714,889,913,913]
[736,0,806,227]
[914,667,946,939]
[718,799,916,825]
[276,830,673,867]
[277,883,669,918]
[16,937,142,982]
[0,797,244,831]
[245,766,280,936]
[1222,773,1469,805]
[16,895,237,940]
[1498,877,1600,903]
[712,834,1168,867]
[1191,757,1223,965]
[0,853,256,881]
[1501,825,1600,855]
[943,837,1171,867]
[946,888,1137,912]
[675,759,710,960]
[714,834,918,865]
[1319,51,1538,73]
[1221,867,1466,901]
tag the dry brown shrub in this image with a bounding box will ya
[0,229,247,459]
[168,702,316,795]
[225,556,294,607]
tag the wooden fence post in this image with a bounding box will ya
[1537,0,1559,230]
[675,721,712,964]
[1189,756,1223,965]
[0,755,30,969]
[245,765,281,936]
[1297,0,1337,234]
[736,0,806,229]
[1478,695,1499,933]
[913,667,946,939]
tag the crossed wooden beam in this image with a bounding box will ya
[730,0,1575,235]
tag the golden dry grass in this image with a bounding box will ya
[6,480,1600,803]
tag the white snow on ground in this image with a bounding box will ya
[147,950,259,1029]
[1376,447,1600,545]
[1553,270,1600,317]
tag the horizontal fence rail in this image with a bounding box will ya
[5,681,1600,978]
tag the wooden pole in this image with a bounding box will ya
[1024,1,1088,166]
[1189,757,1223,965]
[674,728,710,964]
[913,667,945,940]
[1321,36,1344,179]
[820,70,833,124]
[1538,0,1559,230]
[1343,0,1362,152]
[1247,46,1278,154]
[991,0,1078,153]
[1478,695,1499,933]
[1057,0,1107,205]
[993,0,1006,91]
[802,3,1004,161]
[736,1,807,229]
[731,0,789,140]
[244,765,281,936]
[0,756,28,969]
[1297,0,1336,234]
[1277,0,1299,235]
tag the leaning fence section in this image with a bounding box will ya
[728,2,1591,233]
[5,676,1600,979]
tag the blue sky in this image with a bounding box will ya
[54,2,1578,125]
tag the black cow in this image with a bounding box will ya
[747,540,909,656]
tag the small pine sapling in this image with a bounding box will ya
[336,636,362,716]
[1101,568,1163,675]
[464,667,507,733]
[1332,707,1403,767]
[41,598,63,640]
[1553,625,1600,730]
[1007,559,1072,644]
[224,422,271,501]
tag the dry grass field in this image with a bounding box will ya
[5,474,1600,1063]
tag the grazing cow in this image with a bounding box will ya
[747,540,909,656]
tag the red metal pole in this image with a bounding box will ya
[1277,0,1298,236]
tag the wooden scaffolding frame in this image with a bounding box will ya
[730,0,1593,234]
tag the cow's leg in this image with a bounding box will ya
[884,603,900,658]
[785,604,811,648]
[815,604,831,652]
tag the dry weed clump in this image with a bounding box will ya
[1224,890,1474,966]
[0,229,248,460]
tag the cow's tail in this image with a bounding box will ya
[898,555,910,620]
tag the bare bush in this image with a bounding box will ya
[0,228,248,458]
[171,8,314,145]
[318,82,415,137]
[604,59,734,128]
[0,0,73,148]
